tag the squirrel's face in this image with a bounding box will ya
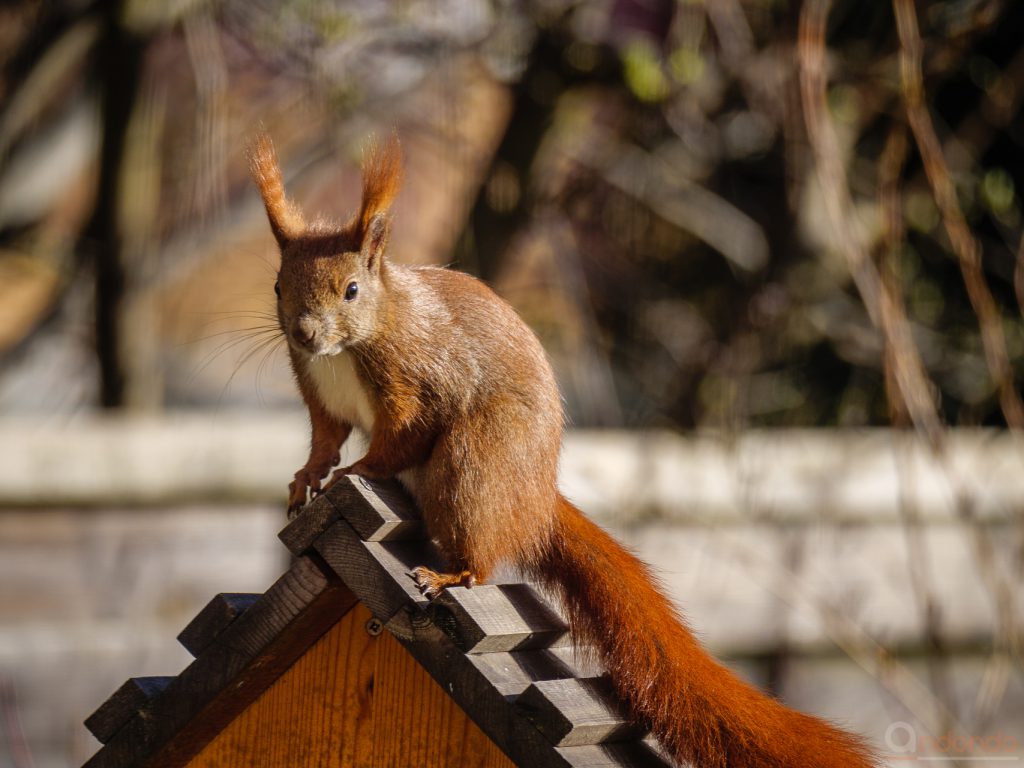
[276,244,386,357]
[249,129,401,357]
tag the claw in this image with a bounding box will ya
[287,459,339,517]
[410,566,439,600]
[286,480,307,519]
[422,585,439,600]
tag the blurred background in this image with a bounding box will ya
[0,0,1022,765]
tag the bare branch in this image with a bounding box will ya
[800,0,1022,735]
[798,0,940,443]
[893,0,1024,429]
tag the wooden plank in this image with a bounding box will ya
[331,475,423,542]
[277,494,339,556]
[431,583,570,653]
[177,593,261,657]
[82,556,357,768]
[516,677,643,747]
[467,647,602,699]
[84,676,173,744]
[279,475,423,556]
[557,742,673,768]
[312,518,444,633]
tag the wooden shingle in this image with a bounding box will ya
[176,593,261,657]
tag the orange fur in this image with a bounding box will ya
[358,132,402,238]
[247,132,305,245]
[251,129,876,767]
[537,499,875,768]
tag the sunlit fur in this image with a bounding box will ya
[357,132,402,237]
[537,503,875,768]
[248,132,305,245]
[250,130,876,768]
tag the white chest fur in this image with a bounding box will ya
[305,351,377,434]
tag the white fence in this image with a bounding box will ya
[0,417,1020,766]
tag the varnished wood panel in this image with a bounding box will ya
[187,603,514,768]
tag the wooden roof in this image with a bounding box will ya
[82,476,671,767]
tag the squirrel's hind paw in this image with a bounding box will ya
[409,566,476,600]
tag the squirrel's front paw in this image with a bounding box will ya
[287,463,331,518]
[324,460,381,492]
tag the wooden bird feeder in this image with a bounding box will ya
[82,476,670,767]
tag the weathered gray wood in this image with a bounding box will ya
[557,742,672,767]
[176,593,260,657]
[394,621,671,768]
[468,647,602,699]
[312,518,443,631]
[84,677,173,744]
[277,493,339,555]
[279,475,423,555]
[330,475,423,541]
[431,583,570,653]
[517,677,643,747]
[83,556,356,768]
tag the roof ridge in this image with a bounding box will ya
[82,475,671,768]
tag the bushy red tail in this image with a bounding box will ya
[530,495,875,768]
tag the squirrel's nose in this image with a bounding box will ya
[292,316,318,347]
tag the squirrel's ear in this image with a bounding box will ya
[248,131,305,247]
[361,212,389,272]
[355,132,401,271]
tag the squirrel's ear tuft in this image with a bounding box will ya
[248,130,305,247]
[361,212,389,273]
[357,131,402,247]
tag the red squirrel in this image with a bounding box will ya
[249,131,875,768]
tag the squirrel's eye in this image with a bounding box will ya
[344,281,359,301]
[274,280,281,298]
